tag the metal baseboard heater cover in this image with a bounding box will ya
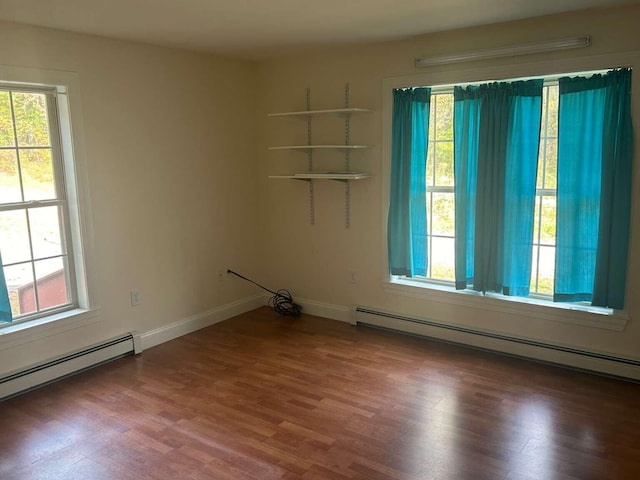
[0,332,141,401]
[355,307,640,381]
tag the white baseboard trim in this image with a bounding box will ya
[296,298,356,324]
[140,294,266,351]
[356,306,640,381]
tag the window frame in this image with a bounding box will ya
[0,65,99,346]
[423,84,563,297]
[530,83,557,297]
[425,91,456,282]
[1,84,79,321]
[381,52,638,331]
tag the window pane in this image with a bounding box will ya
[435,94,453,140]
[430,236,455,281]
[428,101,436,143]
[542,140,557,190]
[431,193,455,236]
[0,149,22,203]
[0,210,32,264]
[29,206,64,260]
[426,191,433,230]
[538,85,559,191]
[537,246,556,294]
[540,196,556,245]
[536,148,544,189]
[540,88,548,136]
[532,196,541,243]
[12,92,51,147]
[546,85,559,136]
[0,91,15,147]
[35,257,69,310]
[530,247,539,292]
[426,144,435,187]
[435,142,454,186]
[4,263,36,317]
[21,149,55,201]
[426,235,432,278]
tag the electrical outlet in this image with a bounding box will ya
[130,290,142,307]
[349,271,358,284]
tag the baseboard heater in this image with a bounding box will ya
[0,332,141,401]
[355,307,640,381]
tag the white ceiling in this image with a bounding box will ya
[0,0,636,59]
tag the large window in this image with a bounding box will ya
[388,68,633,310]
[0,81,88,326]
[425,85,560,296]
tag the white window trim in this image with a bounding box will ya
[0,65,99,348]
[384,277,627,331]
[381,50,640,332]
[0,307,101,349]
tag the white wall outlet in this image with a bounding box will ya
[130,290,142,307]
[349,271,358,284]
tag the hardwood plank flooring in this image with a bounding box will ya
[1,307,639,479]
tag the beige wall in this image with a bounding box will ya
[0,21,261,374]
[257,5,640,363]
[1,4,639,377]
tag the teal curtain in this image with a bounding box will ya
[453,88,480,289]
[556,69,633,309]
[502,82,545,296]
[388,87,431,277]
[0,253,12,323]
[454,80,543,295]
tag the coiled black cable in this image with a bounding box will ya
[227,270,302,317]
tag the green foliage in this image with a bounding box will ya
[433,93,453,139]
[0,91,53,190]
[13,92,50,147]
[0,92,15,147]
[434,142,454,186]
[431,265,455,281]
[535,276,554,294]
[429,193,455,236]
[427,94,455,186]
[0,150,17,175]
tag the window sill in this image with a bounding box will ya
[384,277,628,332]
[0,307,101,350]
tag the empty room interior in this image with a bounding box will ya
[1,0,640,478]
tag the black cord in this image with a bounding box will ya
[227,270,302,317]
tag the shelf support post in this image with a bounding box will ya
[344,83,351,228]
[306,87,315,226]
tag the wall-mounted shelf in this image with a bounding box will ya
[268,145,372,152]
[268,108,371,119]
[267,84,371,228]
[269,172,370,181]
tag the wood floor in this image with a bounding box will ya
[1,307,639,479]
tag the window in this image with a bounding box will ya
[424,85,560,295]
[0,78,92,327]
[388,68,633,310]
[426,93,455,282]
[531,84,558,296]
